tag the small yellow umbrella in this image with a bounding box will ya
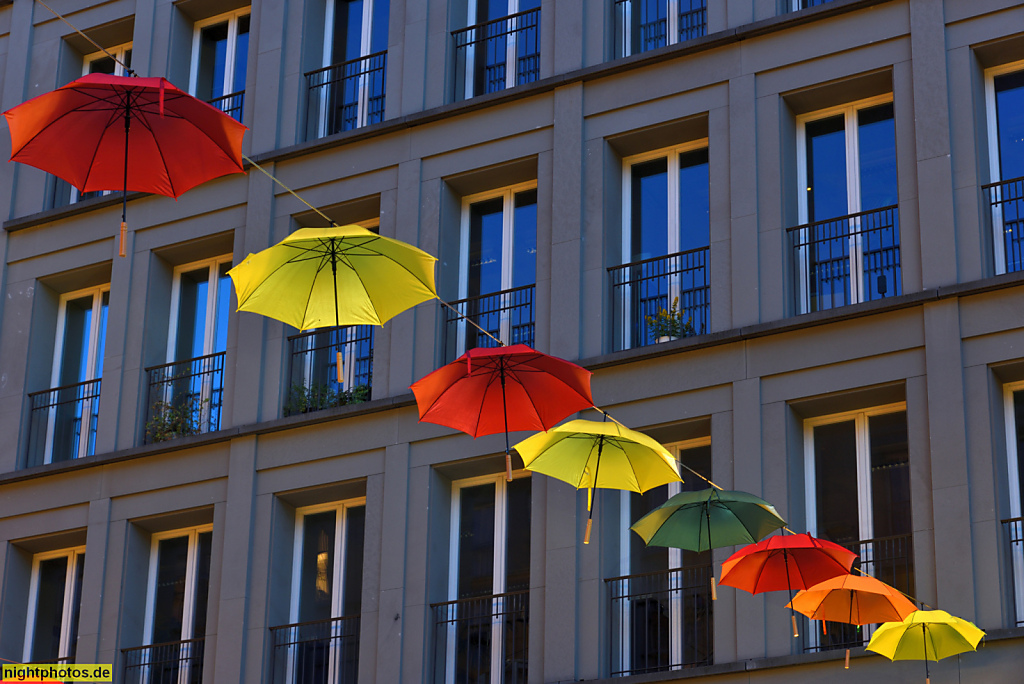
[866,609,985,684]
[514,419,681,544]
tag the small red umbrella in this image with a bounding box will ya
[4,73,246,255]
[410,345,594,479]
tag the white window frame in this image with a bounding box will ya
[1002,381,1024,624]
[167,255,233,364]
[445,471,530,684]
[984,59,1024,276]
[616,437,708,672]
[462,0,530,100]
[318,0,385,135]
[456,181,537,353]
[794,94,894,313]
[23,546,87,663]
[44,285,109,464]
[188,8,251,103]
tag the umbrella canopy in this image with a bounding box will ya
[787,574,918,625]
[867,610,985,682]
[719,533,858,595]
[227,225,438,330]
[514,419,681,543]
[410,344,594,479]
[630,487,786,552]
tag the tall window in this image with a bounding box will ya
[613,0,707,59]
[793,96,900,313]
[272,500,365,684]
[612,143,709,350]
[1002,383,1024,626]
[23,547,86,664]
[453,0,540,101]
[190,8,250,120]
[985,62,1024,275]
[446,184,537,359]
[434,474,531,684]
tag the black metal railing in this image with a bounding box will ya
[606,563,713,677]
[441,284,534,362]
[984,175,1024,274]
[608,248,709,351]
[26,378,101,468]
[777,0,836,13]
[208,91,244,121]
[613,0,707,58]
[804,533,915,652]
[431,590,529,684]
[788,205,900,314]
[285,326,373,416]
[270,616,360,684]
[452,8,540,101]
[1003,516,1024,627]
[144,352,225,444]
[122,638,205,684]
[305,51,387,140]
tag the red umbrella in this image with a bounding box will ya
[410,344,594,479]
[4,73,246,254]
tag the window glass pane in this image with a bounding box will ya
[512,189,537,288]
[198,21,229,101]
[868,411,910,538]
[333,0,364,64]
[214,262,232,354]
[630,486,668,574]
[636,0,668,53]
[477,0,510,22]
[1013,390,1024,514]
[342,506,365,617]
[505,478,531,592]
[806,114,848,221]
[232,15,250,94]
[631,158,668,262]
[678,149,710,252]
[67,554,85,661]
[87,56,116,75]
[191,531,213,639]
[30,556,68,662]
[94,291,109,380]
[299,511,337,623]
[152,536,190,644]
[678,444,712,566]
[457,483,495,599]
[858,103,897,210]
[468,198,505,297]
[60,295,93,386]
[995,71,1024,182]
[371,0,390,54]
[814,420,860,546]
[176,267,210,361]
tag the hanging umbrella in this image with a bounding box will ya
[410,344,594,480]
[866,610,985,684]
[514,419,681,544]
[719,532,858,637]
[3,73,246,256]
[227,225,437,382]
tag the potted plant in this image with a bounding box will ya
[645,297,696,343]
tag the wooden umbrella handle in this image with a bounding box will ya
[119,221,127,258]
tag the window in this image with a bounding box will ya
[23,547,86,664]
[610,440,712,676]
[984,62,1024,275]
[307,0,389,138]
[781,0,836,12]
[613,0,707,59]
[452,0,540,101]
[271,500,366,684]
[433,474,531,684]
[803,404,913,649]
[444,184,537,360]
[793,96,900,314]
[27,286,109,467]
[611,143,709,351]
[1002,383,1024,626]
[190,8,250,120]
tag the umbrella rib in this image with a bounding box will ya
[296,250,333,329]
[336,241,435,297]
[505,367,547,427]
[233,246,329,307]
[78,102,128,191]
[132,104,179,197]
[336,251,385,325]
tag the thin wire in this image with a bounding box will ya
[36,0,134,76]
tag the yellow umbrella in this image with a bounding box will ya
[866,609,985,684]
[514,419,681,544]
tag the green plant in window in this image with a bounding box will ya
[145,395,209,443]
[284,382,371,417]
[645,297,696,342]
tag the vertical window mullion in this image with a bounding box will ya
[223,17,237,100]
[845,108,864,304]
[855,414,874,549]
[180,531,199,643]
[666,0,679,46]
[491,477,507,684]
[58,551,78,659]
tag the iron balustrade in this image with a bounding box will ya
[285,326,374,416]
[305,51,387,140]
[144,352,225,444]
[613,0,707,58]
[606,563,713,676]
[269,616,360,684]
[788,205,901,314]
[430,590,529,684]
[208,91,244,121]
[122,638,204,684]
[26,378,101,467]
[984,175,1024,274]
[608,248,709,352]
[452,8,540,101]
[1003,517,1024,627]
[441,284,534,363]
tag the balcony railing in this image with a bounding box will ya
[804,533,915,652]
[608,248,708,352]
[270,616,360,684]
[305,51,387,140]
[144,352,225,444]
[452,8,540,101]
[431,590,529,684]
[122,637,205,684]
[777,0,836,13]
[984,175,1024,275]
[1004,517,1024,627]
[613,0,707,58]
[788,205,900,314]
[208,90,244,121]
[285,326,373,417]
[26,378,101,468]
[606,564,713,677]
[441,284,534,363]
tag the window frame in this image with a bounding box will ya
[317,0,388,135]
[142,525,214,649]
[188,7,251,103]
[22,546,87,663]
[460,0,534,100]
[615,0,706,59]
[1002,380,1024,623]
[166,255,233,365]
[984,59,1024,276]
[82,42,133,77]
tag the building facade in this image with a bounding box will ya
[0,0,1023,682]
